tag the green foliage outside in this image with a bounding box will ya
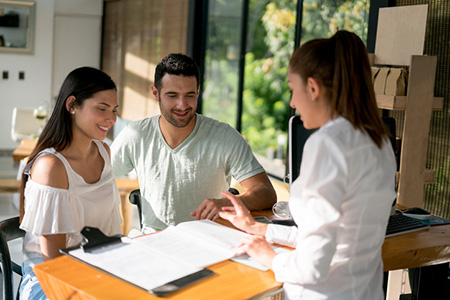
[301,0,369,43]
[202,58,240,127]
[241,1,295,156]
[203,0,370,159]
[242,0,370,158]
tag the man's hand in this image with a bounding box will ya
[190,198,229,220]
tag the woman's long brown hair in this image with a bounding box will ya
[289,30,388,148]
[19,67,116,221]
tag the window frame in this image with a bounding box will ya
[186,0,390,180]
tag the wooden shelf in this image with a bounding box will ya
[371,5,437,209]
[373,55,437,208]
[376,95,444,111]
[396,169,435,186]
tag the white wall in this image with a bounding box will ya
[0,0,103,150]
[52,0,103,98]
[0,0,55,150]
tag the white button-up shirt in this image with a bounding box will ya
[267,117,396,300]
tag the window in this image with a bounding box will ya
[202,0,243,128]
[201,0,371,180]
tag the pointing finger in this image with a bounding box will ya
[221,191,248,215]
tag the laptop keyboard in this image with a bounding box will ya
[386,212,430,237]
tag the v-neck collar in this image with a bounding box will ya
[157,113,201,153]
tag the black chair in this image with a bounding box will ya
[129,189,143,229]
[129,188,240,230]
[0,216,25,300]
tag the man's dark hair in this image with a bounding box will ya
[154,53,200,91]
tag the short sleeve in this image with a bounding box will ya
[222,125,264,182]
[111,122,138,178]
[20,180,84,236]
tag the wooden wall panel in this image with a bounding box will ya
[393,0,450,218]
[102,0,189,122]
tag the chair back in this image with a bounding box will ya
[129,189,143,229]
[0,216,25,300]
[11,107,44,142]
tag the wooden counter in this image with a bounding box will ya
[382,224,450,271]
[12,139,37,162]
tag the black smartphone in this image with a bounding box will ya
[254,216,271,224]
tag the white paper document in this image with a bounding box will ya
[66,220,250,291]
[68,238,200,291]
[134,219,249,268]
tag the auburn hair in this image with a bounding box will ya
[289,30,388,148]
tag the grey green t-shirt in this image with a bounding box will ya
[111,114,264,231]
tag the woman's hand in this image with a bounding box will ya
[219,191,268,236]
[240,235,277,269]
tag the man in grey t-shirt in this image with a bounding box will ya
[111,53,276,232]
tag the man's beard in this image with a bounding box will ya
[159,97,196,128]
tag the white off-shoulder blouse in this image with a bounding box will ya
[20,140,122,260]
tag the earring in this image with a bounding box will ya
[71,111,75,115]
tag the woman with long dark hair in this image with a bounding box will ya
[19,67,122,299]
[220,30,396,299]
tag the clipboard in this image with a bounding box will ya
[60,226,215,297]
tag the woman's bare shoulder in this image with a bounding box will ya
[30,154,68,189]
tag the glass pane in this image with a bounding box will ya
[202,0,243,127]
[243,0,370,180]
[202,0,371,179]
[242,1,296,179]
[302,0,370,43]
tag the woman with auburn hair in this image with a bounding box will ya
[220,30,396,299]
[18,67,122,300]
